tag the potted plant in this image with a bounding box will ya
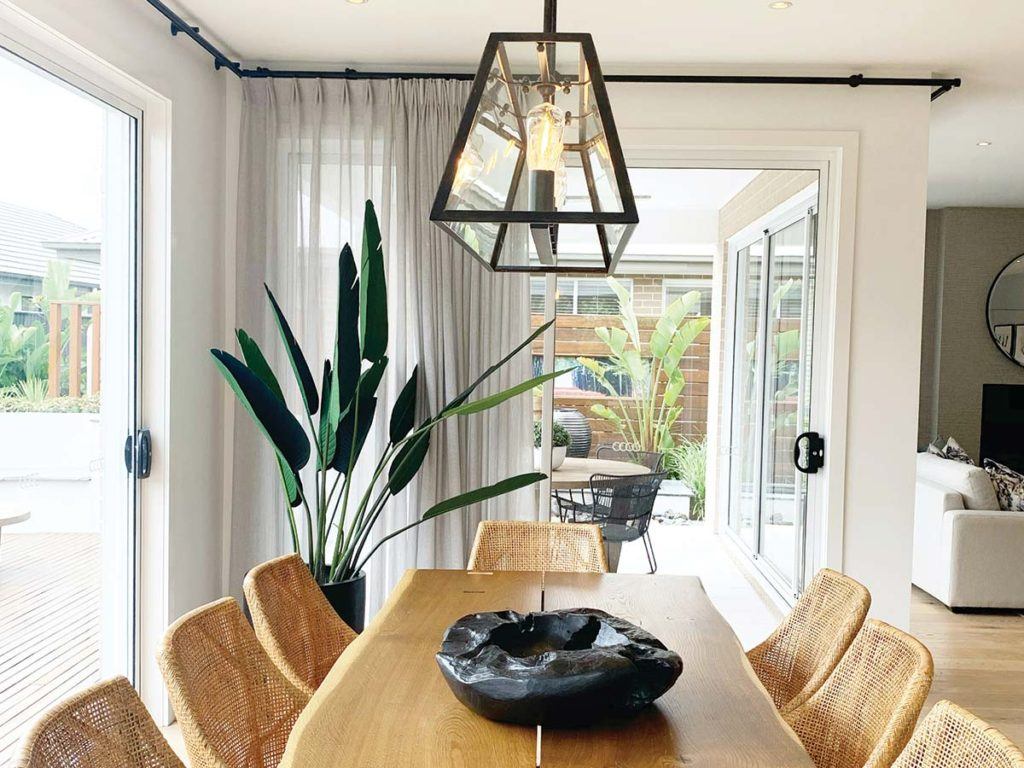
[212,201,557,630]
[534,421,570,470]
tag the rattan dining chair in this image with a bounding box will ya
[15,676,184,768]
[467,520,608,573]
[244,553,358,697]
[595,444,665,472]
[157,597,310,768]
[784,618,934,768]
[747,568,871,714]
[892,700,1024,768]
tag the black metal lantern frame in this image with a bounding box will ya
[430,30,638,274]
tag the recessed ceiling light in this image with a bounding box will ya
[346,0,368,4]
[768,1,793,8]
[977,140,993,147]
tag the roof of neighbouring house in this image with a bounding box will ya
[0,200,100,286]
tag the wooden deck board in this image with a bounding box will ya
[0,533,101,765]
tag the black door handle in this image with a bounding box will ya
[124,429,152,479]
[794,431,824,474]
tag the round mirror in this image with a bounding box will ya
[988,253,1024,366]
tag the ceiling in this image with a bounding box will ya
[174,0,1024,208]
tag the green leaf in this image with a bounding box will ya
[331,357,387,473]
[591,402,623,425]
[236,329,284,402]
[388,429,431,495]
[389,365,419,443]
[276,454,303,508]
[662,371,685,408]
[441,319,552,415]
[334,244,361,413]
[359,201,388,363]
[422,472,547,521]
[265,285,319,415]
[211,349,310,472]
[444,369,564,418]
[318,361,337,466]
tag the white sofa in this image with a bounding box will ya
[913,453,1024,610]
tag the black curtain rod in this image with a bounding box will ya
[146,0,961,101]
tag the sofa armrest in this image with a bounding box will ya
[946,509,1024,609]
[912,480,963,604]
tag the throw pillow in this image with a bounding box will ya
[983,458,1024,512]
[928,436,975,465]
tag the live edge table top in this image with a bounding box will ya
[280,569,813,768]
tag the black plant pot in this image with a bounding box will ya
[555,407,592,458]
[319,571,367,633]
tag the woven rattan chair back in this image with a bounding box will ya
[467,520,608,573]
[748,568,871,714]
[244,553,357,697]
[595,444,665,471]
[785,618,934,768]
[16,676,184,768]
[892,700,1024,768]
[157,597,310,768]
[589,471,666,533]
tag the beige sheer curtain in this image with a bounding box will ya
[231,78,535,616]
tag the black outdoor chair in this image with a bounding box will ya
[595,445,665,472]
[555,471,666,574]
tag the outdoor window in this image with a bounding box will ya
[664,278,713,316]
[530,277,631,316]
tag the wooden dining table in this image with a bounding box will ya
[549,456,650,490]
[280,569,813,768]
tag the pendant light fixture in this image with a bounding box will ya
[430,0,638,273]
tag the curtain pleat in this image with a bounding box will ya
[231,78,535,617]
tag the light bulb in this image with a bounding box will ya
[526,103,566,172]
[554,156,567,209]
[451,141,484,198]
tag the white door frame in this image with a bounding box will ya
[618,129,859,592]
[0,0,172,716]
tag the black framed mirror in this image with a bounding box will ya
[987,253,1024,367]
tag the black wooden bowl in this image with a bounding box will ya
[435,608,683,727]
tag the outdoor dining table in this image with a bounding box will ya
[549,456,650,489]
[279,569,814,768]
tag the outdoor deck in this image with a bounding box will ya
[0,532,100,764]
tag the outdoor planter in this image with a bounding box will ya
[436,608,683,726]
[554,408,591,458]
[534,445,567,470]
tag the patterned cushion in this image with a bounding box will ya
[928,436,975,465]
[983,459,1024,512]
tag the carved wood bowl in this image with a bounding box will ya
[435,608,683,727]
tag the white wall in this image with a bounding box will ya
[5,0,238,647]
[608,81,931,626]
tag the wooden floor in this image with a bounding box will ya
[911,586,1024,745]
[0,533,101,765]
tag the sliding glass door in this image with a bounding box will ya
[0,45,140,762]
[727,200,818,597]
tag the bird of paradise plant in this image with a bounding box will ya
[578,277,709,454]
[212,200,555,584]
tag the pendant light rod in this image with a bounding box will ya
[145,0,961,100]
[543,0,558,35]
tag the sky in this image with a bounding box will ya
[0,50,110,231]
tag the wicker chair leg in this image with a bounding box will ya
[643,531,658,574]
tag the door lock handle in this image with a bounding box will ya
[124,429,152,479]
[794,431,824,474]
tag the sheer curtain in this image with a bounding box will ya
[231,78,535,615]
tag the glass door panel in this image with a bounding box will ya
[726,196,818,598]
[0,47,139,763]
[758,217,814,585]
[727,240,765,552]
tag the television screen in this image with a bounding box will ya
[980,384,1024,474]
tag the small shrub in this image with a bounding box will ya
[665,437,707,520]
[0,393,100,413]
[534,420,571,449]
